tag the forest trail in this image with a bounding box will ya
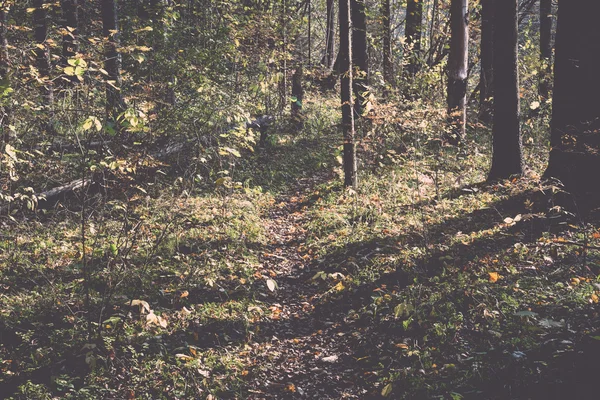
[241,172,368,399]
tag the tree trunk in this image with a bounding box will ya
[324,0,335,68]
[279,0,288,114]
[538,0,552,99]
[381,0,393,87]
[351,0,368,118]
[307,0,311,65]
[544,0,600,203]
[404,0,423,76]
[340,0,357,188]
[478,0,493,125]
[0,6,10,144]
[488,0,523,180]
[427,0,439,66]
[291,65,304,128]
[446,0,469,145]
[33,0,54,109]
[101,0,125,122]
[62,0,79,61]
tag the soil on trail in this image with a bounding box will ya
[243,175,373,399]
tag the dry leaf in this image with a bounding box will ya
[489,272,500,283]
[130,299,150,314]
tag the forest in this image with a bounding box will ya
[1,0,600,398]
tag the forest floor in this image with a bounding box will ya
[2,109,600,399]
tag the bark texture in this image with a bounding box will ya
[0,6,10,142]
[339,0,357,188]
[545,0,600,203]
[324,0,335,68]
[33,0,54,109]
[291,65,304,127]
[404,0,423,76]
[446,0,468,144]
[381,0,392,86]
[488,0,523,180]
[539,0,552,99]
[62,0,79,61]
[479,0,494,124]
[101,0,125,121]
[351,0,368,118]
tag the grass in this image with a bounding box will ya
[2,91,600,399]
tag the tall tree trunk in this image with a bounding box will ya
[279,0,287,114]
[381,0,393,87]
[351,0,368,118]
[478,0,493,124]
[291,65,304,128]
[307,0,311,65]
[446,0,469,145]
[101,0,125,122]
[62,0,79,61]
[544,0,600,203]
[0,6,10,144]
[538,0,552,99]
[324,0,335,68]
[404,0,423,76]
[488,0,523,180]
[427,0,439,66]
[33,0,54,110]
[340,0,357,188]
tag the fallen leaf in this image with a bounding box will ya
[266,279,277,292]
[489,272,500,283]
[285,383,296,392]
[381,383,393,397]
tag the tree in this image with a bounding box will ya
[0,4,10,144]
[446,0,469,144]
[538,0,552,99]
[340,0,357,188]
[544,0,600,202]
[478,0,494,124]
[101,0,125,122]
[291,64,304,127]
[33,0,53,109]
[381,0,393,87]
[61,0,79,62]
[324,0,336,68]
[404,0,423,76]
[488,0,523,180]
[351,0,368,118]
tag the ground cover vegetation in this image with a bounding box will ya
[1,0,600,399]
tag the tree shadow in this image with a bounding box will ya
[2,180,595,399]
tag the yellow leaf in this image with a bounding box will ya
[395,343,409,349]
[381,383,393,397]
[334,281,345,292]
[489,272,500,283]
[180,290,189,298]
[285,384,296,392]
[591,293,599,303]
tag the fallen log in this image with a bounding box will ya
[1,115,277,214]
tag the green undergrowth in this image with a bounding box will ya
[302,148,600,398]
[2,93,600,399]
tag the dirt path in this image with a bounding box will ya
[243,175,369,399]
